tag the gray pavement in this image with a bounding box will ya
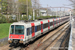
[0,37,8,42]
[72,18,75,50]
[0,37,8,46]
[69,17,75,50]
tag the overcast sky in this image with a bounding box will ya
[40,0,72,8]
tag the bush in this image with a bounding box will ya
[0,14,7,23]
[20,15,28,21]
[36,16,59,20]
[9,16,17,23]
[19,15,59,21]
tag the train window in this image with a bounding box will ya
[46,23,48,28]
[37,25,41,31]
[56,20,58,23]
[15,25,24,35]
[57,20,59,23]
[44,23,48,28]
[32,26,35,33]
[48,22,50,27]
[54,21,57,24]
[59,19,60,23]
[54,21,55,24]
[50,22,53,26]
[61,19,63,22]
[61,18,68,22]
[35,26,37,32]
[10,25,14,34]
[27,28,30,36]
[30,27,32,34]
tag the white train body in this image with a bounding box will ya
[8,16,69,45]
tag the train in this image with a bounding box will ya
[8,16,69,46]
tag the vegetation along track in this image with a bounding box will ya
[8,22,70,50]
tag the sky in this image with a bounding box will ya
[40,0,72,8]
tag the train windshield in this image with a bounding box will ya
[10,25,24,34]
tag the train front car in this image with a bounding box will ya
[8,22,25,46]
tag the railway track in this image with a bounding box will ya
[34,23,70,50]
[24,22,70,50]
[45,25,70,50]
[8,22,70,50]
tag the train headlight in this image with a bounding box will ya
[21,36,23,38]
[8,40,12,43]
[11,36,12,38]
[19,41,23,43]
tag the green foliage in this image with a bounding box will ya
[18,0,32,15]
[20,15,59,21]
[8,16,17,23]
[0,14,7,23]
[0,23,11,39]
[20,15,28,20]
[18,0,32,5]
[1,0,8,14]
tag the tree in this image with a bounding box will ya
[18,0,32,15]
[69,0,75,15]
[0,14,7,23]
[0,0,8,14]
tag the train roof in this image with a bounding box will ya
[11,18,54,25]
[11,16,69,25]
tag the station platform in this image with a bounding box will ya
[68,17,75,50]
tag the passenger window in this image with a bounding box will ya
[44,23,48,28]
[48,22,50,27]
[54,21,57,24]
[50,22,53,26]
[41,24,43,29]
[57,20,59,24]
[37,25,41,31]
[30,27,32,34]
[27,28,30,36]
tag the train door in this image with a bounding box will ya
[50,19,53,30]
[59,18,60,25]
[48,20,50,30]
[32,26,35,37]
[56,19,58,26]
[53,19,54,27]
[26,27,32,41]
[31,23,35,37]
[26,24,32,41]
[40,21,43,33]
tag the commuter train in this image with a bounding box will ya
[8,16,69,46]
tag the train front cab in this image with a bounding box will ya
[8,24,26,45]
